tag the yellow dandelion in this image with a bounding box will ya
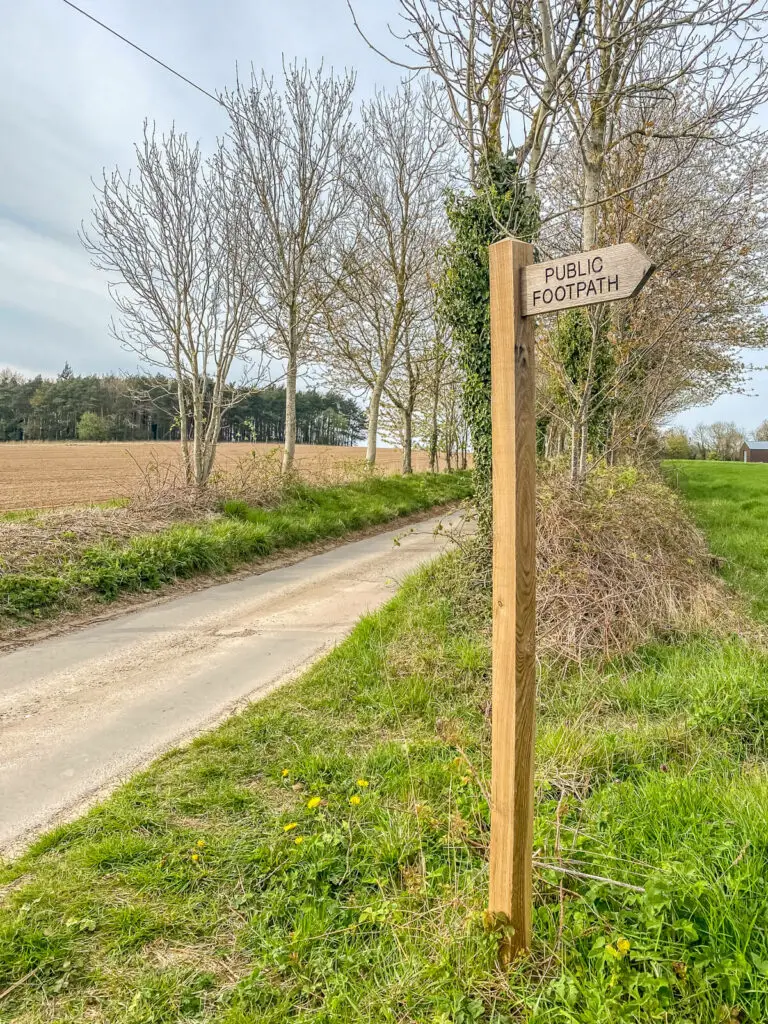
[617,937,630,956]
[294,836,304,845]
[307,796,322,809]
[281,768,290,777]
[356,779,369,788]
[283,821,298,832]
[349,794,361,805]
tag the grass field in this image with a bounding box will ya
[665,460,768,620]
[2,462,768,1021]
[0,442,441,512]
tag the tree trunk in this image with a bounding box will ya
[192,386,205,488]
[282,351,297,475]
[177,377,192,486]
[428,389,439,473]
[581,157,602,252]
[401,408,413,475]
[199,408,221,487]
[579,415,589,479]
[569,420,579,483]
[366,375,385,466]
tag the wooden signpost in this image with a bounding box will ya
[488,238,653,959]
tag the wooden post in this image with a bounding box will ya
[488,237,537,959]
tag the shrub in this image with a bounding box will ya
[76,412,109,441]
[437,155,538,549]
[455,466,735,666]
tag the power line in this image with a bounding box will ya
[59,0,223,108]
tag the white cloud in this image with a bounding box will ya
[0,0,403,376]
[0,221,109,333]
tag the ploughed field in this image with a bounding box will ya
[0,442,433,511]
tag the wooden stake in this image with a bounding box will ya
[488,237,537,959]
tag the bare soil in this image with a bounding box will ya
[0,441,435,511]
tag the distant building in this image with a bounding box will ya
[741,440,768,463]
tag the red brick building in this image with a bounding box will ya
[741,441,768,463]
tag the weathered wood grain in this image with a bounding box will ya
[488,237,537,958]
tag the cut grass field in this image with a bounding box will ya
[0,472,473,629]
[2,462,768,1022]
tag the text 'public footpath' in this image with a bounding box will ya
[531,255,619,310]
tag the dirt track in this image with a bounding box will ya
[0,442,434,511]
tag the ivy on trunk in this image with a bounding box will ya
[436,155,538,551]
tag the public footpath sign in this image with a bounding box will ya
[521,243,654,317]
[487,238,653,960]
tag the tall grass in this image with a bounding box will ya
[3,550,768,1021]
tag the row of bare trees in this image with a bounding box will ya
[85,0,768,490]
[356,0,768,481]
[85,66,464,487]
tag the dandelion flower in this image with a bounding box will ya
[307,796,322,809]
[349,795,361,806]
[356,779,369,788]
[283,821,298,832]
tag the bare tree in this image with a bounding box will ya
[529,0,768,480]
[348,0,584,188]
[382,327,431,474]
[690,423,712,460]
[322,80,453,466]
[708,421,747,460]
[538,84,768,473]
[224,62,356,474]
[83,124,266,488]
[421,328,455,472]
[526,0,768,252]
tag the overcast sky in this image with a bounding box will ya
[1,0,765,431]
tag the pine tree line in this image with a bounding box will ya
[0,365,365,447]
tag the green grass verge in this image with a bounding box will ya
[663,460,768,620]
[4,579,768,1017]
[0,472,472,622]
[4,462,768,1021]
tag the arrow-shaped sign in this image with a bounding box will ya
[520,242,654,317]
